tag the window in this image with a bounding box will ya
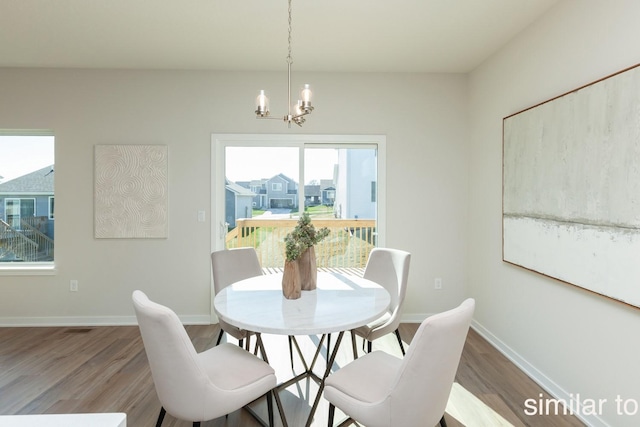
[212,134,386,269]
[5,198,36,229]
[0,132,55,265]
[48,196,55,220]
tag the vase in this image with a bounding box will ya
[299,246,317,291]
[282,259,302,299]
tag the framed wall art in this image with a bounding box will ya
[503,64,640,308]
[94,144,168,239]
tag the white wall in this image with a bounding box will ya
[0,69,468,324]
[468,1,640,426]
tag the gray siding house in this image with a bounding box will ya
[224,179,256,228]
[265,173,297,209]
[238,174,299,210]
[0,165,55,261]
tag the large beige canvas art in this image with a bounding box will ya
[94,145,168,239]
[503,64,640,308]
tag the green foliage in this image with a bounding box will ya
[284,212,330,261]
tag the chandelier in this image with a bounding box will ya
[255,0,314,127]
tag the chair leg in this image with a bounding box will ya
[267,390,274,427]
[328,403,335,427]
[367,340,372,353]
[327,333,332,360]
[155,407,166,427]
[394,328,406,356]
[239,338,244,348]
[440,414,448,427]
[193,423,200,427]
[215,329,224,346]
[350,330,358,360]
[288,336,294,369]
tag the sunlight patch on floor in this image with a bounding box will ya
[446,382,515,427]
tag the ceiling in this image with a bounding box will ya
[0,0,559,73]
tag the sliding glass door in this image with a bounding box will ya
[212,134,386,269]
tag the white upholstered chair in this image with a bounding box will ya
[211,247,263,349]
[351,248,411,358]
[132,290,276,427]
[212,247,296,367]
[325,298,475,427]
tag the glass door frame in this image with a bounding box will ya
[211,133,387,250]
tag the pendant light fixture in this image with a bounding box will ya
[255,0,314,127]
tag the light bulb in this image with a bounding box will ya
[255,90,270,116]
[299,84,313,113]
[300,84,312,103]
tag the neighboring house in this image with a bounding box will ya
[236,179,268,209]
[320,179,335,206]
[224,179,256,228]
[249,179,268,208]
[334,150,376,219]
[0,165,55,261]
[304,184,321,206]
[304,179,335,206]
[265,173,298,209]
[239,175,336,211]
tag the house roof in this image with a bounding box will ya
[305,185,321,197]
[225,180,256,197]
[0,165,54,194]
[269,173,297,186]
[320,179,334,189]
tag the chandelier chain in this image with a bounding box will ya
[287,0,293,65]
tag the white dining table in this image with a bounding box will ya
[213,271,390,427]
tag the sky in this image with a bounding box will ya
[0,138,335,185]
[225,146,337,184]
[0,135,55,182]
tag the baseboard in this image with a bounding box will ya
[0,315,211,327]
[471,320,610,427]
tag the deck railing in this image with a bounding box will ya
[0,217,54,262]
[21,218,54,260]
[0,219,39,261]
[227,218,376,268]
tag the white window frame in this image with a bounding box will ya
[0,130,55,275]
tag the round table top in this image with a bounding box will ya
[214,271,391,335]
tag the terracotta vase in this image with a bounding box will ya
[299,246,317,291]
[282,259,302,299]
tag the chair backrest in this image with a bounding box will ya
[363,248,411,315]
[389,298,475,427]
[211,247,263,294]
[132,290,222,420]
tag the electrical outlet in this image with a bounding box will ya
[434,277,443,290]
[70,280,79,292]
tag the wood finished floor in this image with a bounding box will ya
[0,324,585,427]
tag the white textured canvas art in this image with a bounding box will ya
[503,64,640,307]
[94,145,168,238]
